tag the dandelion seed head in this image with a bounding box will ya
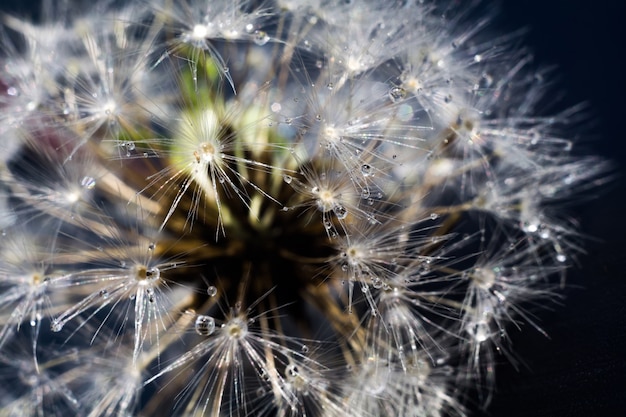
[0,0,611,416]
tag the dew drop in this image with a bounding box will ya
[253,30,269,45]
[195,315,216,336]
[326,82,334,90]
[522,221,539,234]
[207,286,217,297]
[478,73,493,89]
[372,277,383,289]
[429,213,439,221]
[556,253,567,263]
[148,242,156,251]
[283,175,292,184]
[361,188,371,199]
[148,267,161,281]
[301,344,309,353]
[51,319,63,332]
[388,86,406,102]
[286,364,299,378]
[468,322,489,343]
[260,369,270,381]
[146,287,155,303]
[333,204,348,220]
[360,164,373,177]
[99,289,109,299]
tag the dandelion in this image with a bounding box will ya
[0,0,610,416]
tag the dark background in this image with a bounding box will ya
[481,2,626,417]
[0,1,624,416]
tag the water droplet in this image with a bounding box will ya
[326,82,334,90]
[283,175,292,184]
[523,221,540,234]
[146,267,160,282]
[388,86,406,102]
[556,253,567,263]
[429,213,439,221]
[468,322,489,343]
[333,204,348,220]
[146,287,155,303]
[126,141,136,151]
[372,277,383,289]
[7,86,18,96]
[253,30,270,45]
[260,369,270,381]
[301,345,309,353]
[286,364,299,378]
[148,242,156,251]
[195,315,216,336]
[51,319,63,332]
[444,94,453,103]
[207,286,217,297]
[360,164,373,177]
[99,289,109,299]
[80,176,96,190]
[478,73,493,89]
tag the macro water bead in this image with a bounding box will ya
[0,1,609,416]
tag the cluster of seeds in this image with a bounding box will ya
[0,1,608,416]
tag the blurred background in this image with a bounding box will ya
[0,0,623,416]
[485,1,626,416]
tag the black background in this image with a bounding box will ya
[479,2,626,417]
[0,1,624,416]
